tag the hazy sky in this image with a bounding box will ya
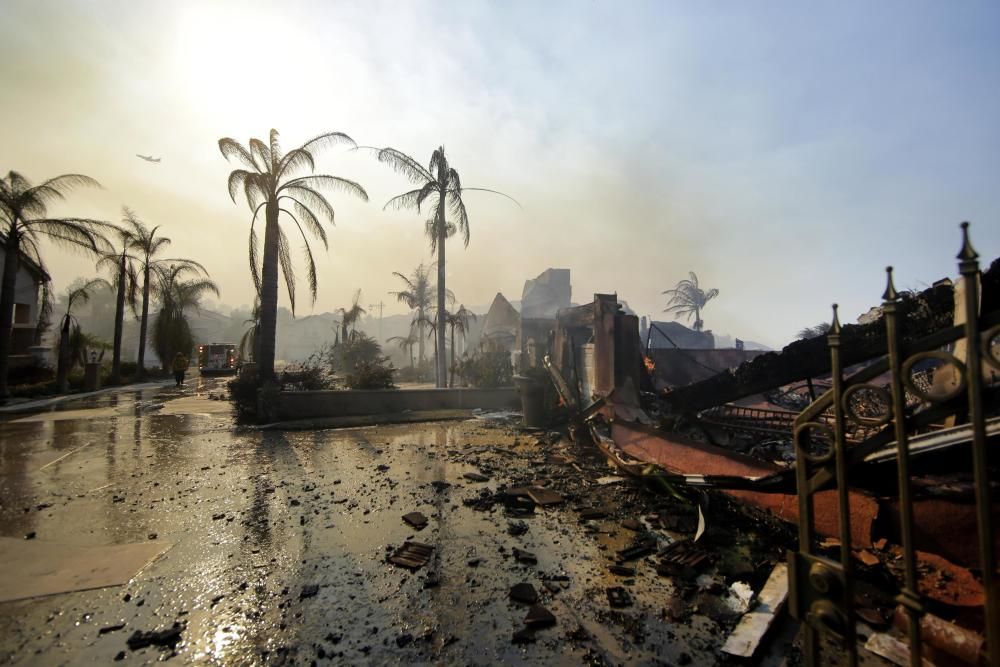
[2,0,997,348]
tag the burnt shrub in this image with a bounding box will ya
[227,372,259,416]
[7,362,54,387]
[280,351,336,391]
[344,358,396,390]
[458,350,513,388]
[329,334,396,390]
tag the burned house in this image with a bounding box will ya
[644,320,767,389]
[548,293,642,406]
[479,292,519,354]
[516,268,573,371]
[533,228,1000,665]
[0,234,50,367]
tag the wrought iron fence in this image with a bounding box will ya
[789,223,1000,666]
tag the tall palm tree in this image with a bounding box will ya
[219,129,368,381]
[123,209,205,379]
[378,146,517,387]
[387,329,419,369]
[56,278,109,393]
[662,271,720,332]
[390,263,453,368]
[445,305,476,387]
[96,211,140,384]
[152,263,219,369]
[0,171,109,398]
[337,289,366,344]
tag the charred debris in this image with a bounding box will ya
[496,252,999,661]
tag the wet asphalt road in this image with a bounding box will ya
[0,378,785,666]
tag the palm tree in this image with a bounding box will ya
[123,209,205,379]
[0,171,110,398]
[219,129,368,382]
[56,278,109,393]
[378,146,517,387]
[152,264,219,369]
[387,329,419,369]
[96,211,140,384]
[33,282,53,348]
[415,310,440,386]
[390,263,453,369]
[337,289,367,344]
[662,271,720,332]
[445,305,476,387]
[238,299,261,364]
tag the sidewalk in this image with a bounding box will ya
[0,379,172,415]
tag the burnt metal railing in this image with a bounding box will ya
[789,223,1000,667]
[700,404,881,443]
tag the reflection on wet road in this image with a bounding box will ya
[0,377,762,665]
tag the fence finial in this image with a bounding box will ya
[829,303,842,335]
[957,221,978,262]
[882,266,899,302]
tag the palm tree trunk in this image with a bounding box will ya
[0,229,21,399]
[409,346,414,369]
[56,319,71,393]
[436,210,447,388]
[417,309,425,366]
[137,265,150,379]
[450,325,456,388]
[257,199,281,381]
[111,253,126,385]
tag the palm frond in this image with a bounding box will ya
[22,218,111,254]
[66,277,110,312]
[277,148,314,179]
[447,168,461,194]
[281,184,335,222]
[249,138,272,172]
[248,222,262,297]
[218,138,258,171]
[415,181,438,213]
[280,201,328,248]
[377,147,433,184]
[459,187,522,208]
[298,131,357,154]
[277,224,296,314]
[383,188,425,212]
[303,241,319,307]
[429,147,447,181]
[283,174,368,202]
[226,169,253,203]
[148,235,172,257]
[160,257,211,277]
[448,193,470,247]
[34,174,101,200]
[286,215,319,305]
[268,128,283,165]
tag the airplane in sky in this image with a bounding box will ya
[136,154,161,163]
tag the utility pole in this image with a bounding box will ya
[368,300,385,342]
